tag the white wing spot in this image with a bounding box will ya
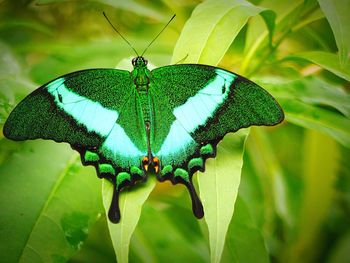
[173,68,235,133]
[47,78,118,137]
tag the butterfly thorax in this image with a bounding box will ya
[132,56,151,91]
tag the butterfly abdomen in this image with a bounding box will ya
[138,91,153,124]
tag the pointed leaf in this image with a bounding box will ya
[279,98,350,148]
[260,76,350,118]
[318,0,350,65]
[247,128,291,225]
[0,42,35,134]
[292,8,325,32]
[285,51,350,81]
[241,0,304,75]
[130,202,208,262]
[102,177,156,263]
[197,129,249,263]
[221,196,270,263]
[172,0,274,65]
[287,130,340,261]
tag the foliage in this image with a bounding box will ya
[0,0,349,262]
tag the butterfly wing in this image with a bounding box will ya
[3,69,148,222]
[149,64,284,217]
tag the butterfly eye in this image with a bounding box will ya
[132,58,137,65]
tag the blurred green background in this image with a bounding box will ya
[0,0,349,262]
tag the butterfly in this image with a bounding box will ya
[3,55,284,223]
[3,14,284,223]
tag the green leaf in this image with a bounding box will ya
[130,202,208,263]
[247,128,292,225]
[68,215,116,263]
[318,0,350,65]
[260,10,276,44]
[0,42,35,99]
[172,0,274,65]
[242,6,276,56]
[285,51,350,81]
[221,196,270,263]
[279,98,350,148]
[260,76,350,118]
[292,7,325,32]
[129,227,158,263]
[0,141,102,262]
[197,129,249,263]
[286,130,340,262]
[241,0,307,75]
[102,177,156,263]
[0,42,35,135]
[0,42,22,78]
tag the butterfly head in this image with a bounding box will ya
[132,56,148,68]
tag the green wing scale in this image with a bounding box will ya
[3,57,284,223]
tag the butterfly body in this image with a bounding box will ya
[3,56,284,223]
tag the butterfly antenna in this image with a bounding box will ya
[141,14,176,57]
[103,11,139,57]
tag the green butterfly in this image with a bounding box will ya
[3,15,284,223]
[3,56,284,223]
